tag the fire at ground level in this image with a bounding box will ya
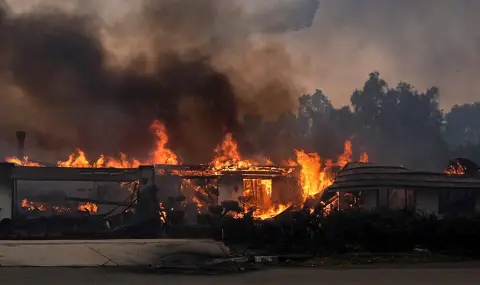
[2,124,369,226]
[2,154,480,263]
[0,158,479,239]
[0,160,342,234]
[1,129,480,270]
[1,124,480,243]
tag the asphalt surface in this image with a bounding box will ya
[1,266,479,285]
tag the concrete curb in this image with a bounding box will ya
[0,239,230,267]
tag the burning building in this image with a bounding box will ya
[0,120,368,230]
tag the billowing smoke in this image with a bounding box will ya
[6,0,476,168]
[0,0,312,163]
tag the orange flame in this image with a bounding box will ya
[292,140,368,202]
[242,178,290,219]
[57,149,92,168]
[294,150,333,200]
[359,152,369,163]
[149,120,178,165]
[208,134,292,219]
[211,133,256,171]
[21,198,47,212]
[6,156,40,167]
[77,202,98,213]
[159,202,167,223]
[8,121,178,168]
[337,140,352,167]
[8,123,369,220]
[445,161,465,175]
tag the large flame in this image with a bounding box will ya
[293,140,369,202]
[7,120,178,168]
[149,120,178,165]
[7,121,369,220]
[209,134,291,219]
[242,178,291,219]
[294,150,330,200]
[208,134,368,218]
[211,133,257,171]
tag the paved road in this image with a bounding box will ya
[1,266,479,285]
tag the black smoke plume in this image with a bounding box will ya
[0,0,306,163]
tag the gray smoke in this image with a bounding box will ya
[2,0,476,165]
[287,0,480,109]
[0,0,314,163]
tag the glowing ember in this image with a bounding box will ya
[21,198,37,211]
[159,202,167,223]
[445,161,465,175]
[23,195,98,218]
[182,179,204,214]
[21,198,47,212]
[52,206,71,213]
[77,202,98,213]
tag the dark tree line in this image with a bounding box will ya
[244,71,480,171]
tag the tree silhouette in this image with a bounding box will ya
[445,103,480,147]
[241,70,479,171]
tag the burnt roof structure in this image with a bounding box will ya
[326,162,480,192]
[154,164,295,179]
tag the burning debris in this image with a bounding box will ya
[77,202,98,213]
[444,158,480,177]
[21,198,46,212]
[6,120,368,222]
[20,198,98,214]
[445,160,466,175]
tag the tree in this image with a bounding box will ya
[444,103,480,147]
[245,70,477,171]
[350,72,448,170]
[351,71,387,129]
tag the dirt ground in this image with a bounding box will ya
[1,265,479,285]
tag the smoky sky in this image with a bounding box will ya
[1,0,479,163]
[288,0,480,109]
[0,0,306,163]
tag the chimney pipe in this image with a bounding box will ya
[16,131,26,158]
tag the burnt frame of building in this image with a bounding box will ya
[0,163,297,223]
